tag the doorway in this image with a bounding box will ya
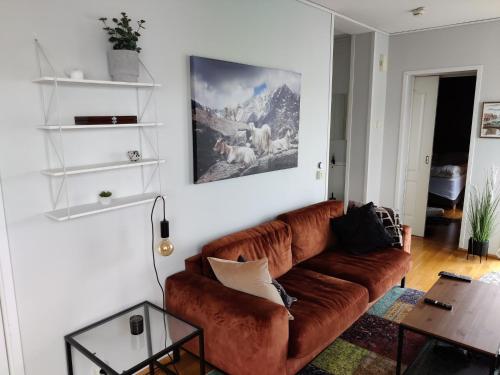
[399,67,481,250]
[328,33,351,202]
[327,16,376,206]
[425,75,476,247]
[0,306,9,375]
[0,176,24,375]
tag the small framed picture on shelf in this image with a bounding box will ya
[480,102,500,138]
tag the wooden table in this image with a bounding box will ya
[396,278,500,374]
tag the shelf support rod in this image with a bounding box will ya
[153,87,163,195]
[142,164,159,193]
[137,58,156,122]
[35,39,71,217]
[141,129,160,160]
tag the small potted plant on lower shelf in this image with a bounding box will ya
[99,191,113,206]
[467,167,500,259]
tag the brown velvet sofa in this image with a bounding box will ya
[166,200,411,375]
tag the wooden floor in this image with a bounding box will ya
[407,235,500,291]
[141,350,213,375]
[147,235,500,375]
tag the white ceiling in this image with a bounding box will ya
[311,0,500,34]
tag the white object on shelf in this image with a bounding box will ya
[41,159,165,177]
[45,193,158,221]
[33,76,161,88]
[331,163,346,167]
[38,123,163,130]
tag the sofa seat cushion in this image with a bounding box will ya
[277,200,344,265]
[277,267,369,359]
[299,248,411,302]
[201,220,293,279]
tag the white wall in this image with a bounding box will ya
[382,20,500,252]
[0,0,333,373]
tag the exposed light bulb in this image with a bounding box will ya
[157,219,174,256]
[157,237,174,256]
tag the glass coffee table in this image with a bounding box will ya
[65,301,205,375]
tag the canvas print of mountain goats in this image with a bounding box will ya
[190,56,301,183]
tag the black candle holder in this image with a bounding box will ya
[129,315,144,335]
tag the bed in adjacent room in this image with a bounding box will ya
[428,163,467,209]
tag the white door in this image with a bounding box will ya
[0,305,9,375]
[403,76,439,237]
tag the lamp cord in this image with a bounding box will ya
[150,195,179,375]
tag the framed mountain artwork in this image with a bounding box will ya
[190,56,301,183]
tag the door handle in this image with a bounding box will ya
[425,155,430,165]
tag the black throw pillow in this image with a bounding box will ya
[331,202,394,255]
[237,255,297,308]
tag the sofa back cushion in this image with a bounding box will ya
[201,220,293,279]
[277,200,344,264]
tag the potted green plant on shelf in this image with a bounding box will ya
[99,12,146,82]
[99,191,113,206]
[467,167,500,259]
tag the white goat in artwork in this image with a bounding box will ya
[213,138,256,166]
[248,123,272,156]
[271,129,292,154]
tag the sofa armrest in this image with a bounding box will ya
[402,225,411,254]
[166,271,289,375]
[184,253,203,274]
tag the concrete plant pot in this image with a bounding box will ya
[107,50,139,82]
[99,196,112,206]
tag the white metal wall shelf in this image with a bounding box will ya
[41,159,165,177]
[38,122,163,130]
[34,39,163,221]
[46,193,158,221]
[33,76,161,88]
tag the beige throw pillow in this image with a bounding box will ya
[207,257,293,320]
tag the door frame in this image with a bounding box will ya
[0,178,25,374]
[394,65,483,248]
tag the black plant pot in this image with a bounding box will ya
[467,238,489,261]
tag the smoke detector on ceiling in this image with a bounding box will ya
[410,6,425,16]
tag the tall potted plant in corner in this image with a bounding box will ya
[467,167,500,259]
[99,12,146,82]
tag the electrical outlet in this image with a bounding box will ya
[316,170,324,180]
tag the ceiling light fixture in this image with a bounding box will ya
[410,6,425,16]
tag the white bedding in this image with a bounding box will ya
[430,164,467,178]
[428,174,467,201]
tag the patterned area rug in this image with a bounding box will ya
[297,287,426,375]
[479,271,500,285]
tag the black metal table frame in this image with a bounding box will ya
[64,301,205,375]
[396,324,499,375]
